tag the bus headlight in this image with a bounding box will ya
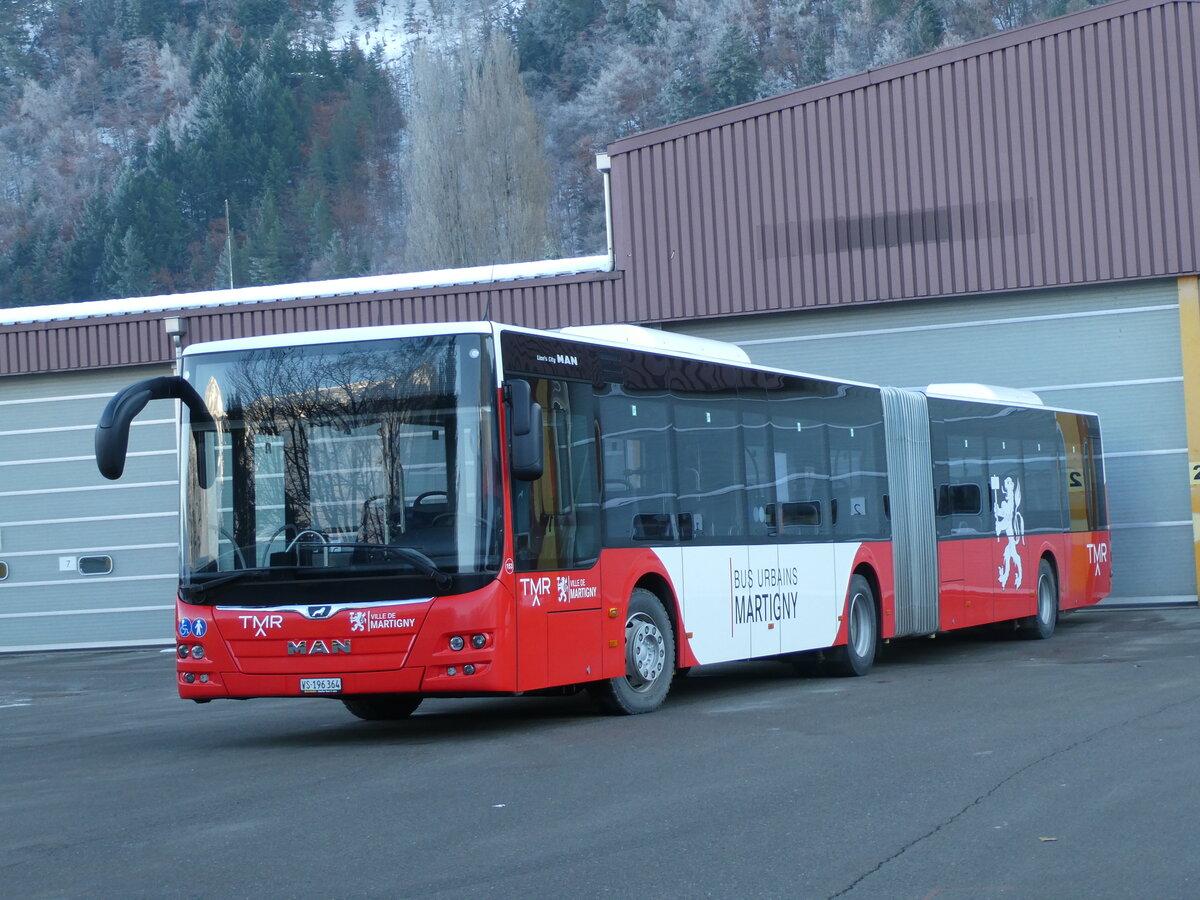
[449,636,465,651]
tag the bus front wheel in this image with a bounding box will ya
[342,694,422,720]
[826,574,878,677]
[587,588,676,715]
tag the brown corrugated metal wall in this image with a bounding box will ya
[607,0,1200,322]
[0,272,623,377]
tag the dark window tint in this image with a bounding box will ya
[512,379,601,570]
[598,386,678,545]
[937,483,981,516]
[767,380,836,540]
[825,385,890,540]
[740,388,776,538]
[930,399,1074,539]
[930,400,1004,539]
[673,392,745,541]
[1016,409,1067,533]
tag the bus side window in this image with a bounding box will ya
[672,393,744,540]
[597,387,677,545]
[827,387,889,540]
[928,400,989,538]
[936,483,982,518]
[1056,411,1107,532]
[768,384,832,541]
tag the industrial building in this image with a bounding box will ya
[1,0,1197,650]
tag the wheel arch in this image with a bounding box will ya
[832,562,883,650]
[1039,548,1060,587]
[852,562,883,629]
[634,572,681,662]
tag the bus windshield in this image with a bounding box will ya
[181,333,501,601]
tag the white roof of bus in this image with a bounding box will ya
[182,321,493,356]
[180,320,1097,418]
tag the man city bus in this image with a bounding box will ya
[95,321,1111,719]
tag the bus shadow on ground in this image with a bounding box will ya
[226,610,1189,748]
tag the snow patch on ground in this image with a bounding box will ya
[329,1,418,64]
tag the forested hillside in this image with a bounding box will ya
[0,0,1100,308]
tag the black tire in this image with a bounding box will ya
[1021,559,1058,640]
[826,574,878,677]
[341,694,422,721]
[587,588,676,715]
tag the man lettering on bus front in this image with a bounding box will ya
[992,473,1024,589]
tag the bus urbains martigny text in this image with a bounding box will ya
[95,321,1110,719]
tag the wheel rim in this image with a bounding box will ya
[849,591,872,658]
[1038,572,1055,624]
[625,612,666,691]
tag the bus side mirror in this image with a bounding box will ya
[96,376,215,488]
[507,379,543,481]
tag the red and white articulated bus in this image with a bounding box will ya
[95,321,1110,718]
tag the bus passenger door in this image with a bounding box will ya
[510,377,604,691]
[935,481,994,629]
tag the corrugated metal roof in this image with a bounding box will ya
[607,0,1200,320]
[0,263,623,377]
[0,255,611,326]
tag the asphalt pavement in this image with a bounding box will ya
[2,606,1198,899]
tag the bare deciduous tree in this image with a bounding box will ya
[404,31,551,271]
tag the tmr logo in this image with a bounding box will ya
[287,639,351,655]
[1086,542,1110,576]
[239,614,283,637]
[519,576,552,606]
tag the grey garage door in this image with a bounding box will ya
[0,364,179,651]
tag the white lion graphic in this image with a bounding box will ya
[991,474,1024,589]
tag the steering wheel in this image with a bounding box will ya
[284,528,328,553]
[263,523,296,554]
[414,490,449,506]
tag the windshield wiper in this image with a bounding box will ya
[182,568,271,597]
[323,542,453,590]
[183,546,453,595]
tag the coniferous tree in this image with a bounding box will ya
[61,193,113,302]
[903,0,945,57]
[102,226,154,299]
[709,25,761,110]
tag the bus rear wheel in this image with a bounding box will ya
[1021,559,1058,640]
[826,574,878,677]
[587,588,675,715]
[342,694,422,720]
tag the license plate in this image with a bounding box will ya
[300,678,342,694]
